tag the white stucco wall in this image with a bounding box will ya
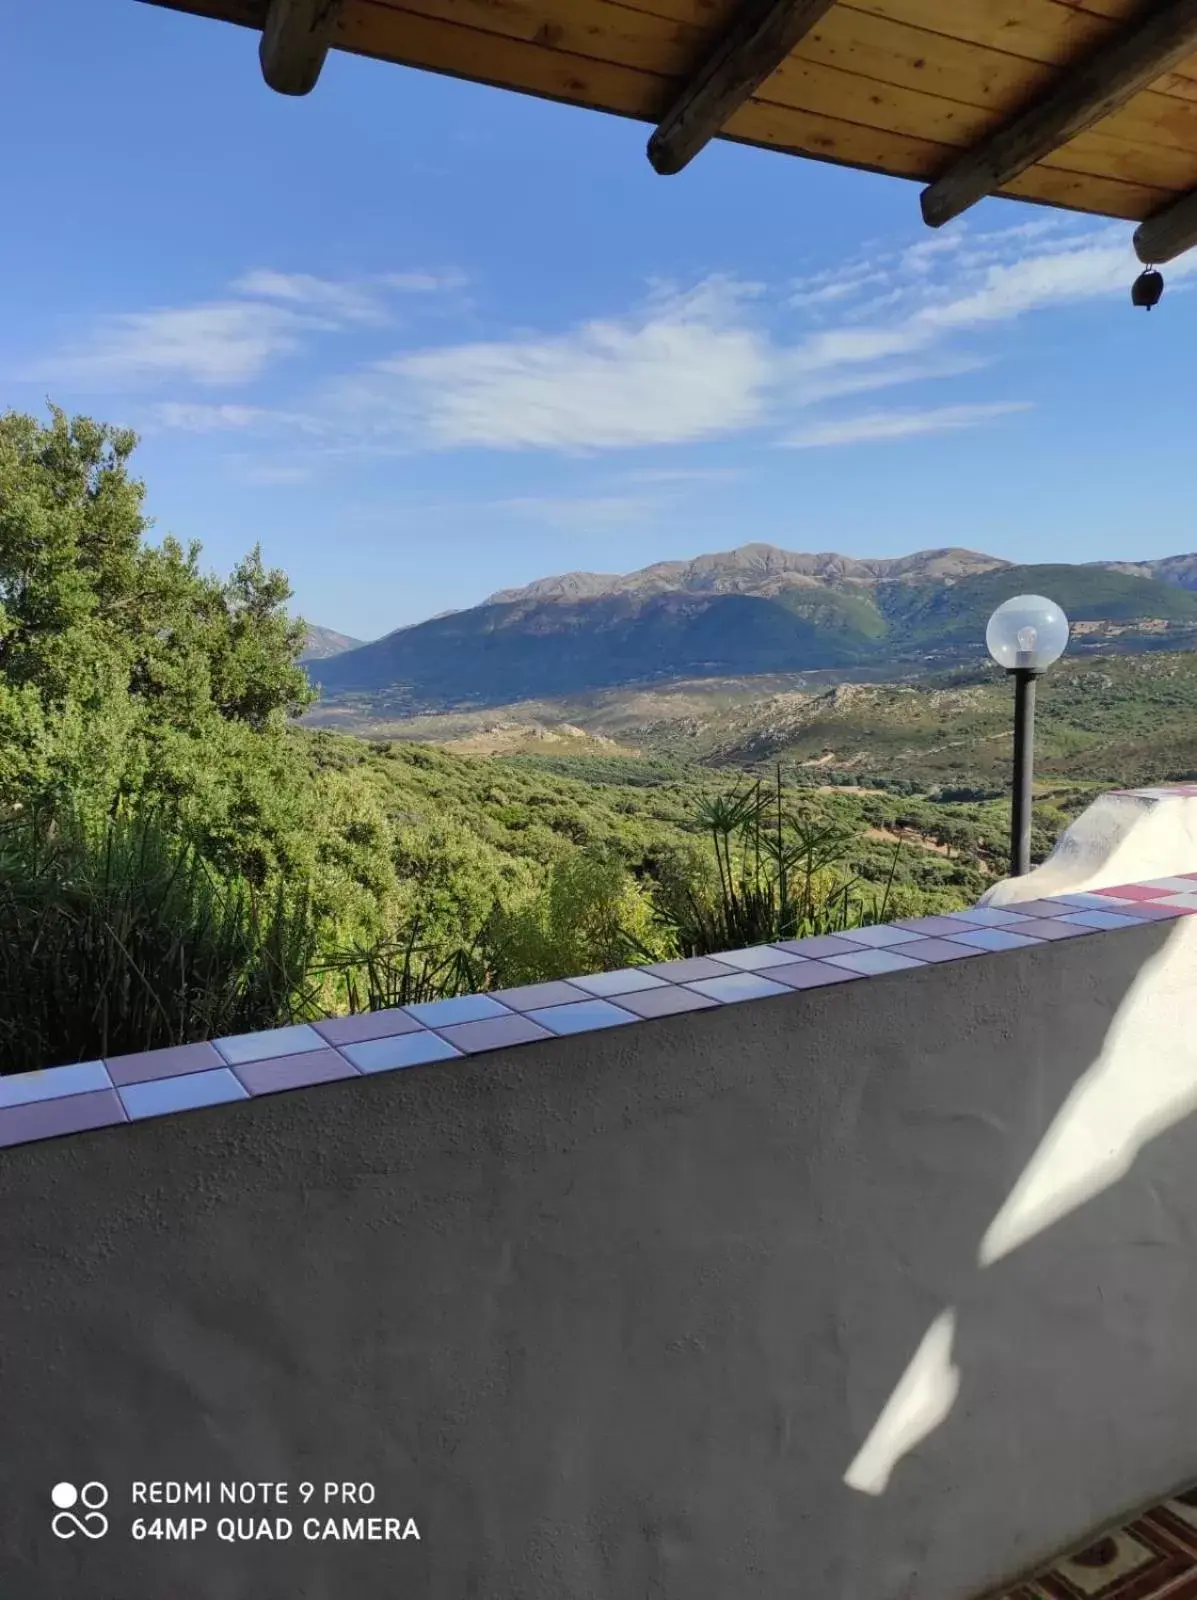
[982,787,1197,905]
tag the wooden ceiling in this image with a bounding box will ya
[139,0,1197,262]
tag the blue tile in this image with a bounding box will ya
[492,980,590,1010]
[213,1023,325,1065]
[567,968,669,997]
[1059,910,1150,931]
[946,927,1042,952]
[340,1031,462,1072]
[525,1000,637,1035]
[710,945,806,971]
[944,906,1028,927]
[404,994,511,1027]
[642,957,739,982]
[684,972,793,1003]
[825,949,926,975]
[0,1060,112,1108]
[119,1068,248,1120]
[836,925,922,948]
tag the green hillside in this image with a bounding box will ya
[310,559,1197,711]
[692,650,1197,791]
[878,565,1197,652]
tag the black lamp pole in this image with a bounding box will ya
[1008,666,1039,877]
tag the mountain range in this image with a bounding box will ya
[298,624,365,662]
[304,544,1197,712]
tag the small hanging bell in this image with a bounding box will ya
[1132,267,1164,310]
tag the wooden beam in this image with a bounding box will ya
[1134,189,1197,262]
[647,0,838,176]
[920,0,1197,229]
[259,0,343,95]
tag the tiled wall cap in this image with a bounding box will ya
[0,878,1192,1152]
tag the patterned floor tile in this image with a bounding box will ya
[994,1489,1197,1600]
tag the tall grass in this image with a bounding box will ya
[659,768,901,958]
[0,804,322,1073]
[311,923,489,1012]
[0,770,904,1074]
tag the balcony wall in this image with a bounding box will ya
[4,788,1197,1600]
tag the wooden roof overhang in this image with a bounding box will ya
[138,0,1197,263]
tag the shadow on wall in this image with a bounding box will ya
[2,917,1197,1599]
[835,913,1197,1598]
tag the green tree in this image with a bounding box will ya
[485,849,673,985]
[0,406,316,863]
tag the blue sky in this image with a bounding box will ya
[5,2,1196,641]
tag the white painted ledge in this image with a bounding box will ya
[981,787,1197,906]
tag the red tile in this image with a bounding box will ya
[1094,885,1173,902]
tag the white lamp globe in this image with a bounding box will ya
[985,594,1069,671]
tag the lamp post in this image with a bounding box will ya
[985,595,1070,877]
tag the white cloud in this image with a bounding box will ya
[40,302,310,388]
[35,266,464,391]
[341,278,771,451]
[232,267,465,323]
[231,270,392,325]
[150,401,267,431]
[326,221,1154,456]
[32,219,1174,464]
[785,401,1033,449]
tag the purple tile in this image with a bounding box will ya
[1054,893,1136,909]
[405,994,512,1027]
[901,937,987,962]
[213,1024,325,1065]
[0,1088,127,1148]
[119,1068,248,1120]
[999,918,1097,941]
[836,924,922,948]
[341,1031,461,1072]
[0,1060,112,1108]
[825,949,926,976]
[767,960,866,989]
[525,1000,637,1035]
[233,1049,359,1096]
[611,986,720,1019]
[978,899,1074,919]
[684,972,793,1003]
[711,945,807,971]
[895,914,987,936]
[1112,903,1187,921]
[641,956,739,982]
[492,980,589,1010]
[1059,909,1153,931]
[772,934,863,959]
[105,1040,224,1086]
[946,927,1042,952]
[943,907,1029,927]
[311,1008,423,1046]
[435,1014,553,1053]
[567,968,669,997]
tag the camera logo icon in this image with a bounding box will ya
[51,1482,109,1539]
